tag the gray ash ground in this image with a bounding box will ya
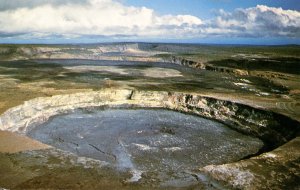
[27,108,264,187]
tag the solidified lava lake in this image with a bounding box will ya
[27,108,264,183]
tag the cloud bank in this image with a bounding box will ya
[0,0,299,40]
[208,5,300,38]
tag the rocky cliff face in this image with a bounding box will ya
[0,89,299,189]
[164,92,299,149]
[0,89,298,146]
[0,90,165,133]
[167,56,250,75]
[201,137,300,189]
[0,43,164,61]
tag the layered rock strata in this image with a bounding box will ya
[0,89,299,189]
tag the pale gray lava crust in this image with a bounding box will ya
[27,108,263,184]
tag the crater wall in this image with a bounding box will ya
[0,89,299,189]
[0,89,298,147]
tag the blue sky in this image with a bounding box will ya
[0,0,299,44]
[125,0,300,19]
[129,0,300,13]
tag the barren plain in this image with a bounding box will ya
[0,43,299,189]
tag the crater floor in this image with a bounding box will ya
[27,108,263,186]
[0,43,299,189]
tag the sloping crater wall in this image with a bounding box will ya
[0,89,299,188]
[1,89,298,147]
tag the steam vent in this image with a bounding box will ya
[0,43,300,190]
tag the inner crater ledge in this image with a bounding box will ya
[27,108,263,184]
[1,90,299,188]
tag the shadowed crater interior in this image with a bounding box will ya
[27,108,264,185]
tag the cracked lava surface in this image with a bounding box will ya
[27,108,264,185]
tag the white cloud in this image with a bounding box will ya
[208,5,300,37]
[0,1,299,40]
[0,0,202,39]
[0,0,88,11]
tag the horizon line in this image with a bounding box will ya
[0,42,299,47]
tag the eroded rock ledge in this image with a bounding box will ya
[167,56,250,75]
[0,89,299,189]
